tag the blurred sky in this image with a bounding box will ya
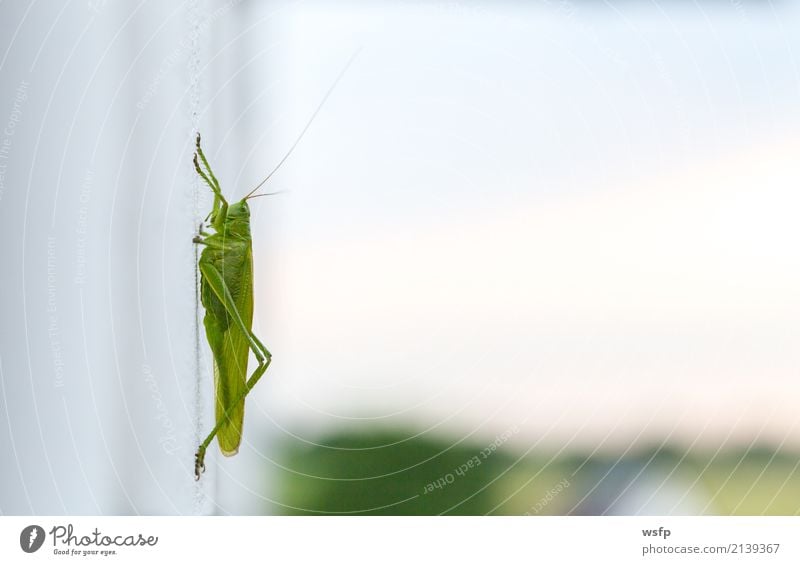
[223,0,800,454]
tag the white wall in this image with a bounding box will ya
[0,0,235,515]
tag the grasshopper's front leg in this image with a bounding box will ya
[193,222,213,245]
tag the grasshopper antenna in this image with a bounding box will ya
[247,190,283,199]
[245,48,361,199]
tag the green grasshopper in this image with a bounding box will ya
[191,51,359,480]
[192,134,271,480]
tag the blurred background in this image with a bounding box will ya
[1,0,799,515]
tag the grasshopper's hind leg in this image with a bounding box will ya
[194,261,272,480]
[194,353,271,480]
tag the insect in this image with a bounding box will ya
[192,51,359,480]
[192,134,272,480]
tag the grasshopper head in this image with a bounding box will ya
[227,199,250,220]
[223,199,251,237]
